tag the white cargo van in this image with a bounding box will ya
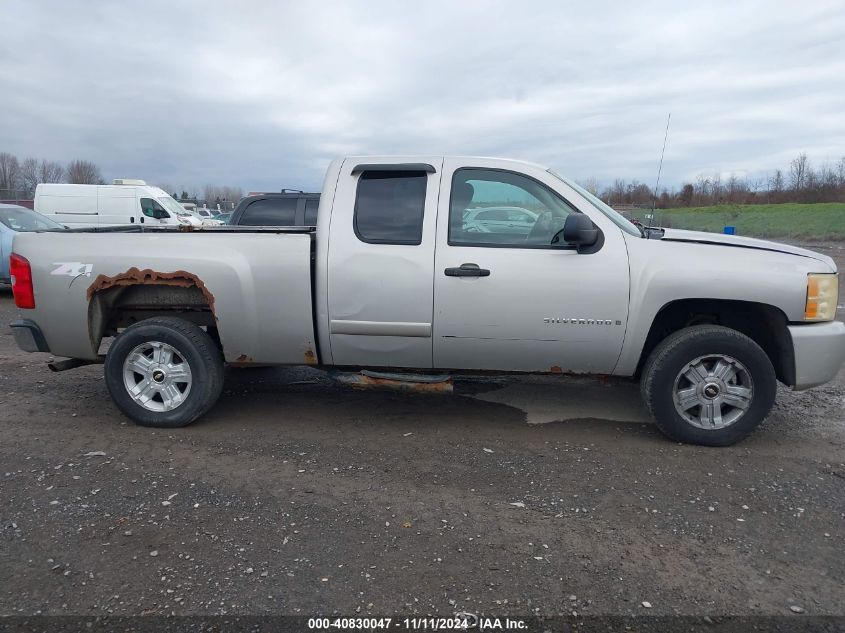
[34,180,202,228]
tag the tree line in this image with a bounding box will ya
[589,153,845,209]
[0,150,242,204]
[0,152,104,197]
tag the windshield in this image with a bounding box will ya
[0,206,65,231]
[157,196,193,217]
[548,170,642,237]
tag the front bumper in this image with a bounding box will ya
[10,319,51,353]
[789,321,845,390]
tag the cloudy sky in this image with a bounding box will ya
[2,0,844,193]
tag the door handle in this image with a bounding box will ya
[444,263,490,277]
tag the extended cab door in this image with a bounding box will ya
[326,158,443,367]
[432,158,630,373]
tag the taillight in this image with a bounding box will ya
[10,253,35,309]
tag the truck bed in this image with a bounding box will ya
[12,228,318,365]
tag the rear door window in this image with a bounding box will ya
[239,198,298,225]
[353,171,427,244]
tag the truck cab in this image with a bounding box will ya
[315,156,631,373]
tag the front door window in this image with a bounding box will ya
[449,169,576,247]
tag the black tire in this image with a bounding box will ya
[641,325,776,446]
[104,317,224,428]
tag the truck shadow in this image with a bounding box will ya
[213,366,663,446]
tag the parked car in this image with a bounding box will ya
[229,191,320,226]
[462,206,538,236]
[215,212,232,224]
[34,180,203,228]
[8,155,845,446]
[187,207,225,226]
[0,203,64,283]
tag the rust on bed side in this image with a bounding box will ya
[86,267,216,316]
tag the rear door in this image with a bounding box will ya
[326,158,443,368]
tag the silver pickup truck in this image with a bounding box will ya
[8,156,845,445]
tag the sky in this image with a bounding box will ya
[1,0,844,194]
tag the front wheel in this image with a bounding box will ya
[104,317,224,428]
[641,325,777,446]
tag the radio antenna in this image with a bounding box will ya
[652,113,671,214]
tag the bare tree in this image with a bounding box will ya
[39,159,64,184]
[769,170,784,195]
[789,153,809,191]
[20,158,66,196]
[20,157,40,196]
[66,160,103,185]
[0,152,22,195]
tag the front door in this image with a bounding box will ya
[327,158,443,368]
[433,158,630,373]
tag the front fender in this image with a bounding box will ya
[613,234,828,376]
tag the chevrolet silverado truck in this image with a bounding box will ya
[8,156,845,446]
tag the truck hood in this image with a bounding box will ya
[658,228,836,270]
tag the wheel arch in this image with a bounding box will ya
[87,269,220,355]
[634,298,794,386]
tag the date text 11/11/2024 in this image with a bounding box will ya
[307,616,528,630]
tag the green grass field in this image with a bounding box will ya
[635,202,845,240]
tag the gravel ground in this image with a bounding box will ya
[0,241,843,620]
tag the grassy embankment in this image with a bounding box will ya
[638,202,845,239]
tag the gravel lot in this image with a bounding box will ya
[0,241,843,620]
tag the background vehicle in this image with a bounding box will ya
[462,206,538,236]
[0,204,65,282]
[34,180,200,228]
[9,156,845,446]
[229,191,320,226]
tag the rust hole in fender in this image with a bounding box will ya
[304,348,317,365]
[550,365,562,373]
[87,268,216,317]
[232,354,254,364]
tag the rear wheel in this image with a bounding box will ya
[641,325,776,446]
[104,317,224,428]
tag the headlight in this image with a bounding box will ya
[805,273,838,321]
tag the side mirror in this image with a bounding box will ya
[561,213,599,250]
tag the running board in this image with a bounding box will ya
[331,370,453,393]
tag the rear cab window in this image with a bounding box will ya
[239,198,298,225]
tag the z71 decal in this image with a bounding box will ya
[51,262,94,278]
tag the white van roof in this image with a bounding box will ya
[112,179,147,186]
